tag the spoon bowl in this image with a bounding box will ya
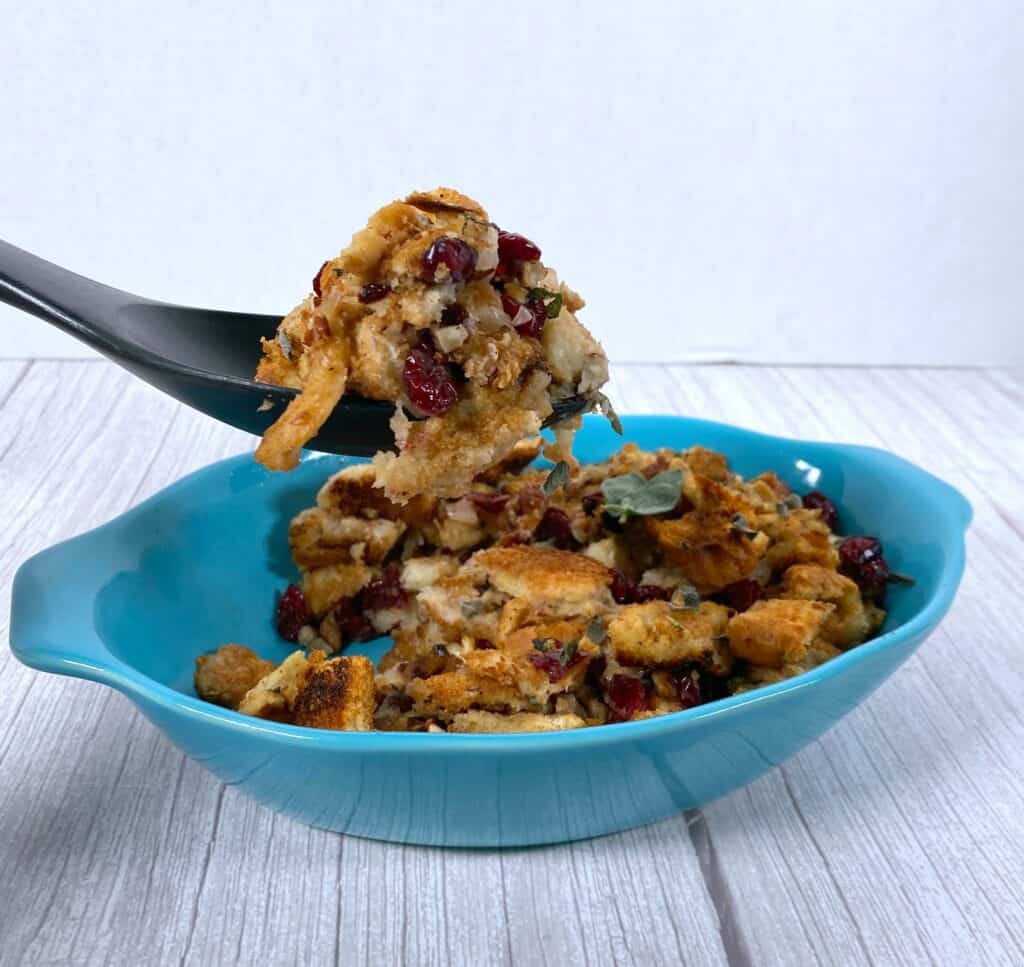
[0,240,585,456]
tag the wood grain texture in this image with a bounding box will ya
[0,361,1020,967]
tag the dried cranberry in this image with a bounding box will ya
[465,491,510,514]
[275,584,309,641]
[358,282,389,304]
[498,230,542,264]
[501,291,547,339]
[534,507,575,548]
[610,569,634,604]
[528,644,584,683]
[674,670,704,709]
[606,674,649,722]
[402,345,459,416]
[361,563,407,612]
[608,569,668,604]
[582,492,604,515]
[312,260,328,298]
[421,236,477,284]
[632,584,671,604]
[719,579,762,612]
[440,302,468,327]
[802,491,839,530]
[839,536,890,595]
[333,597,375,643]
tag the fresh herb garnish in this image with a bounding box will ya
[558,639,579,666]
[731,513,759,537]
[783,492,803,510]
[527,286,564,319]
[461,600,484,617]
[533,637,551,651]
[888,571,916,586]
[601,469,684,522]
[542,460,570,497]
[586,615,607,644]
[595,392,624,435]
[670,584,701,611]
[776,500,791,518]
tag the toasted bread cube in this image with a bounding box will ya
[194,644,275,709]
[237,650,324,720]
[292,655,376,731]
[647,512,769,593]
[763,511,839,572]
[301,561,371,616]
[473,545,613,605]
[448,711,586,733]
[727,599,834,668]
[404,670,532,717]
[780,564,874,647]
[608,601,733,672]
[289,508,405,570]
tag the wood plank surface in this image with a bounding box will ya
[0,361,1020,967]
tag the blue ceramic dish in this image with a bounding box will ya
[10,415,970,847]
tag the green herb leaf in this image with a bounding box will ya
[533,637,550,651]
[670,584,701,611]
[542,460,570,497]
[784,492,803,510]
[731,513,759,537]
[601,469,684,522]
[595,392,624,435]
[527,286,564,319]
[586,615,607,644]
[558,639,579,666]
[461,600,484,617]
[775,501,791,518]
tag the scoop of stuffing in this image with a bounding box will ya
[254,188,610,502]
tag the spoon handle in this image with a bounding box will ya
[0,240,139,354]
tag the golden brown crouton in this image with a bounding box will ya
[472,546,613,605]
[647,512,769,593]
[780,564,875,647]
[289,508,405,569]
[727,599,834,668]
[683,445,731,482]
[448,711,586,733]
[728,640,843,693]
[762,511,839,573]
[404,671,533,717]
[608,601,733,672]
[194,644,276,709]
[237,650,324,720]
[292,655,376,731]
[301,561,372,616]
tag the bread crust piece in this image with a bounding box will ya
[238,650,323,720]
[779,563,882,647]
[727,598,834,668]
[194,644,276,709]
[608,601,733,673]
[236,650,376,730]
[472,545,612,605]
[292,655,375,731]
[448,711,586,733]
[646,512,770,593]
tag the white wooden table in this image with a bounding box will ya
[1,361,1021,967]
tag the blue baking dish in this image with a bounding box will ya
[9,415,970,846]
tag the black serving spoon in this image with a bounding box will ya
[0,240,586,457]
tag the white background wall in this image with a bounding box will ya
[2,0,1021,365]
